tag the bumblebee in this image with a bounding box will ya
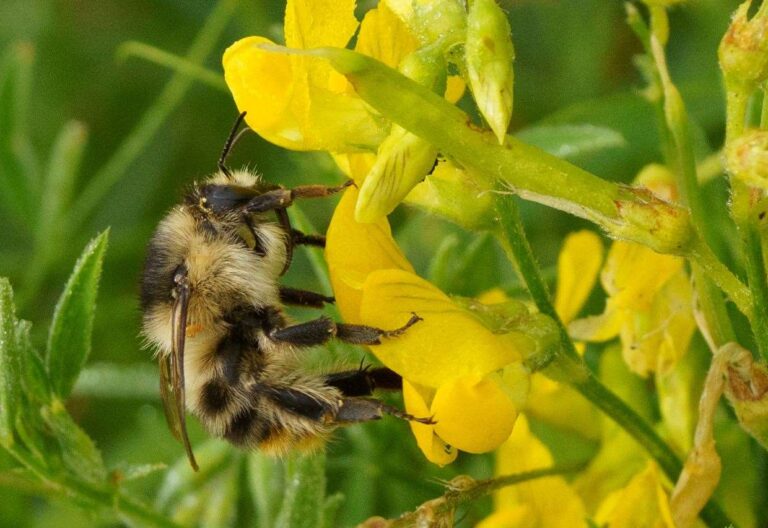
[140,113,426,470]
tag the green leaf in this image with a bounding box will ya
[275,452,326,528]
[200,463,239,527]
[320,493,344,528]
[156,439,233,511]
[21,121,89,305]
[46,230,109,398]
[0,278,21,448]
[247,452,284,528]
[516,123,626,161]
[16,319,50,405]
[41,400,107,483]
[0,43,39,223]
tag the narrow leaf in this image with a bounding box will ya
[16,319,51,405]
[21,121,89,303]
[247,452,284,528]
[0,43,39,222]
[516,123,626,161]
[0,278,20,448]
[41,400,107,483]
[276,452,326,528]
[46,230,109,398]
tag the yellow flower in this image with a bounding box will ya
[224,0,468,222]
[326,187,530,464]
[476,414,587,528]
[594,464,676,528]
[223,0,416,152]
[569,166,695,377]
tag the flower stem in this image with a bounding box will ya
[722,79,768,359]
[494,193,733,528]
[386,465,585,528]
[319,47,753,316]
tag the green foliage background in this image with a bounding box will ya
[0,1,760,527]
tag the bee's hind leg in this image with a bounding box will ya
[324,366,402,396]
[268,313,422,347]
[334,397,434,425]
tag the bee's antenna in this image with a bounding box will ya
[219,111,249,179]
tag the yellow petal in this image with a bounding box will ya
[356,2,419,69]
[554,230,603,324]
[325,188,413,322]
[331,152,376,186]
[431,374,517,453]
[568,309,624,342]
[284,0,358,49]
[223,35,386,150]
[601,241,682,310]
[475,506,533,528]
[356,126,438,222]
[223,37,297,135]
[403,380,457,465]
[359,269,521,387]
[494,415,587,527]
[445,75,466,103]
[620,271,695,377]
[594,464,675,528]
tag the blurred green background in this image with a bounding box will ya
[0,0,751,526]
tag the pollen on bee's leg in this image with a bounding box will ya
[185,323,205,337]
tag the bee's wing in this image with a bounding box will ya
[160,265,199,471]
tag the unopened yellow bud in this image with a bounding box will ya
[719,1,768,91]
[355,126,438,223]
[466,0,514,144]
[609,186,693,255]
[725,129,768,190]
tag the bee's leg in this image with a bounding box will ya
[260,386,432,425]
[244,180,353,214]
[279,286,334,308]
[268,313,422,347]
[291,229,325,248]
[324,367,402,396]
[334,397,434,425]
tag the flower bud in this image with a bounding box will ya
[609,186,694,255]
[725,129,768,190]
[466,0,514,144]
[719,1,768,91]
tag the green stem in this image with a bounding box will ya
[7,445,180,528]
[723,74,768,358]
[315,47,753,315]
[66,0,239,232]
[116,41,228,92]
[646,35,738,344]
[494,194,733,528]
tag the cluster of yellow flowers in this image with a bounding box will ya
[221,0,759,526]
